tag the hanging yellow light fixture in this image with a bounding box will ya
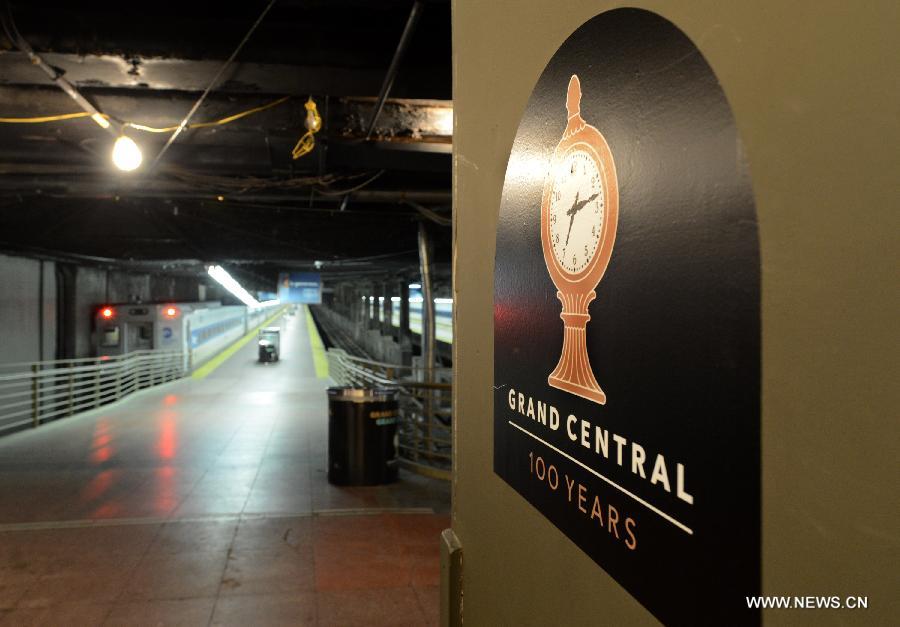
[291,97,322,160]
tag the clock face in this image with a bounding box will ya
[548,148,605,275]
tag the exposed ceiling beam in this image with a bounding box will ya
[0,172,452,205]
[0,52,439,97]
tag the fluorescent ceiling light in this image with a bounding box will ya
[409,283,421,289]
[434,298,454,304]
[207,265,260,307]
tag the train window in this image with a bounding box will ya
[101,327,120,347]
[139,325,153,341]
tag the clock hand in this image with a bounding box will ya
[564,191,599,248]
[564,191,579,247]
[569,192,598,216]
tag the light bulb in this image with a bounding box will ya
[433,107,453,135]
[304,97,322,132]
[112,135,142,171]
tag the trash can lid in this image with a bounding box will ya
[327,386,399,402]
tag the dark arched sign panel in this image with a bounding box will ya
[493,9,760,625]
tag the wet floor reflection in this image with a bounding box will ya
[90,419,113,464]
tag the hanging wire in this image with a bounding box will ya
[314,170,385,196]
[147,0,278,172]
[0,111,97,123]
[0,95,292,128]
[126,96,290,132]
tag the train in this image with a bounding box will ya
[390,297,453,344]
[93,300,280,370]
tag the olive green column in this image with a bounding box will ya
[451,1,898,625]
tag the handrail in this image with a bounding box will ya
[0,349,170,372]
[0,350,185,435]
[335,351,450,375]
[327,348,452,481]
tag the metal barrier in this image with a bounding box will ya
[327,348,452,480]
[0,351,185,434]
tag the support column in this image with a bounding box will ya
[399,278,412,366]
[418,222,436,372]
[369,282,382,331]
[381,279,393,337]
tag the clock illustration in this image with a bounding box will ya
[540,74,619,405]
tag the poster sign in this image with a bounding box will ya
[278,272,322,304]
[493,9,760,625]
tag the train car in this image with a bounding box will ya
[93,301,279,370]
[389,296,454,344]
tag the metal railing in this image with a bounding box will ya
[327,348,452,480]
[0,351,185,435]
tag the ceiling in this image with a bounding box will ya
[0,0,452,290]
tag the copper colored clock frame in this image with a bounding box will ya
[540,74,619,405]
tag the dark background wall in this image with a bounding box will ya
[0,254,56,363]
[0,252,222,364]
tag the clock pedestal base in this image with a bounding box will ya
[548,290,606,405]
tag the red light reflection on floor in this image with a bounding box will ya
[90,420,113,464]
[91,502,124,519]
[157,413,177,460]
[151,412,181,513]
[163,394,178,406]
[154,465,180,513]
[80,469,116,503]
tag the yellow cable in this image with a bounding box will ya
[0,111,99,123]
[126,95,292,133]
[0,96,291,131]
[2,94,322,164]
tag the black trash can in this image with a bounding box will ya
[327,386,399,486]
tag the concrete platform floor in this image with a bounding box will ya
[0,308,449,626]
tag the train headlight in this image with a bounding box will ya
[101,307,114,319]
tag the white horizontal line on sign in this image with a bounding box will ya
[508,420,694,535]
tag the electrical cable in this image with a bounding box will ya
[314,170,386,196]
[163,168,378,193]
[125,96,291,133]
[0,111,96,123]
[0,95,292,137]
[2,2,117,135]
[405,201,451,226]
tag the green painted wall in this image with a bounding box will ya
[451,1,898,625]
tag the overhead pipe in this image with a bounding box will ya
[365,1,424,140]
[417,220,436,453]
[2,7,118,137]
[417,221,436,374]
